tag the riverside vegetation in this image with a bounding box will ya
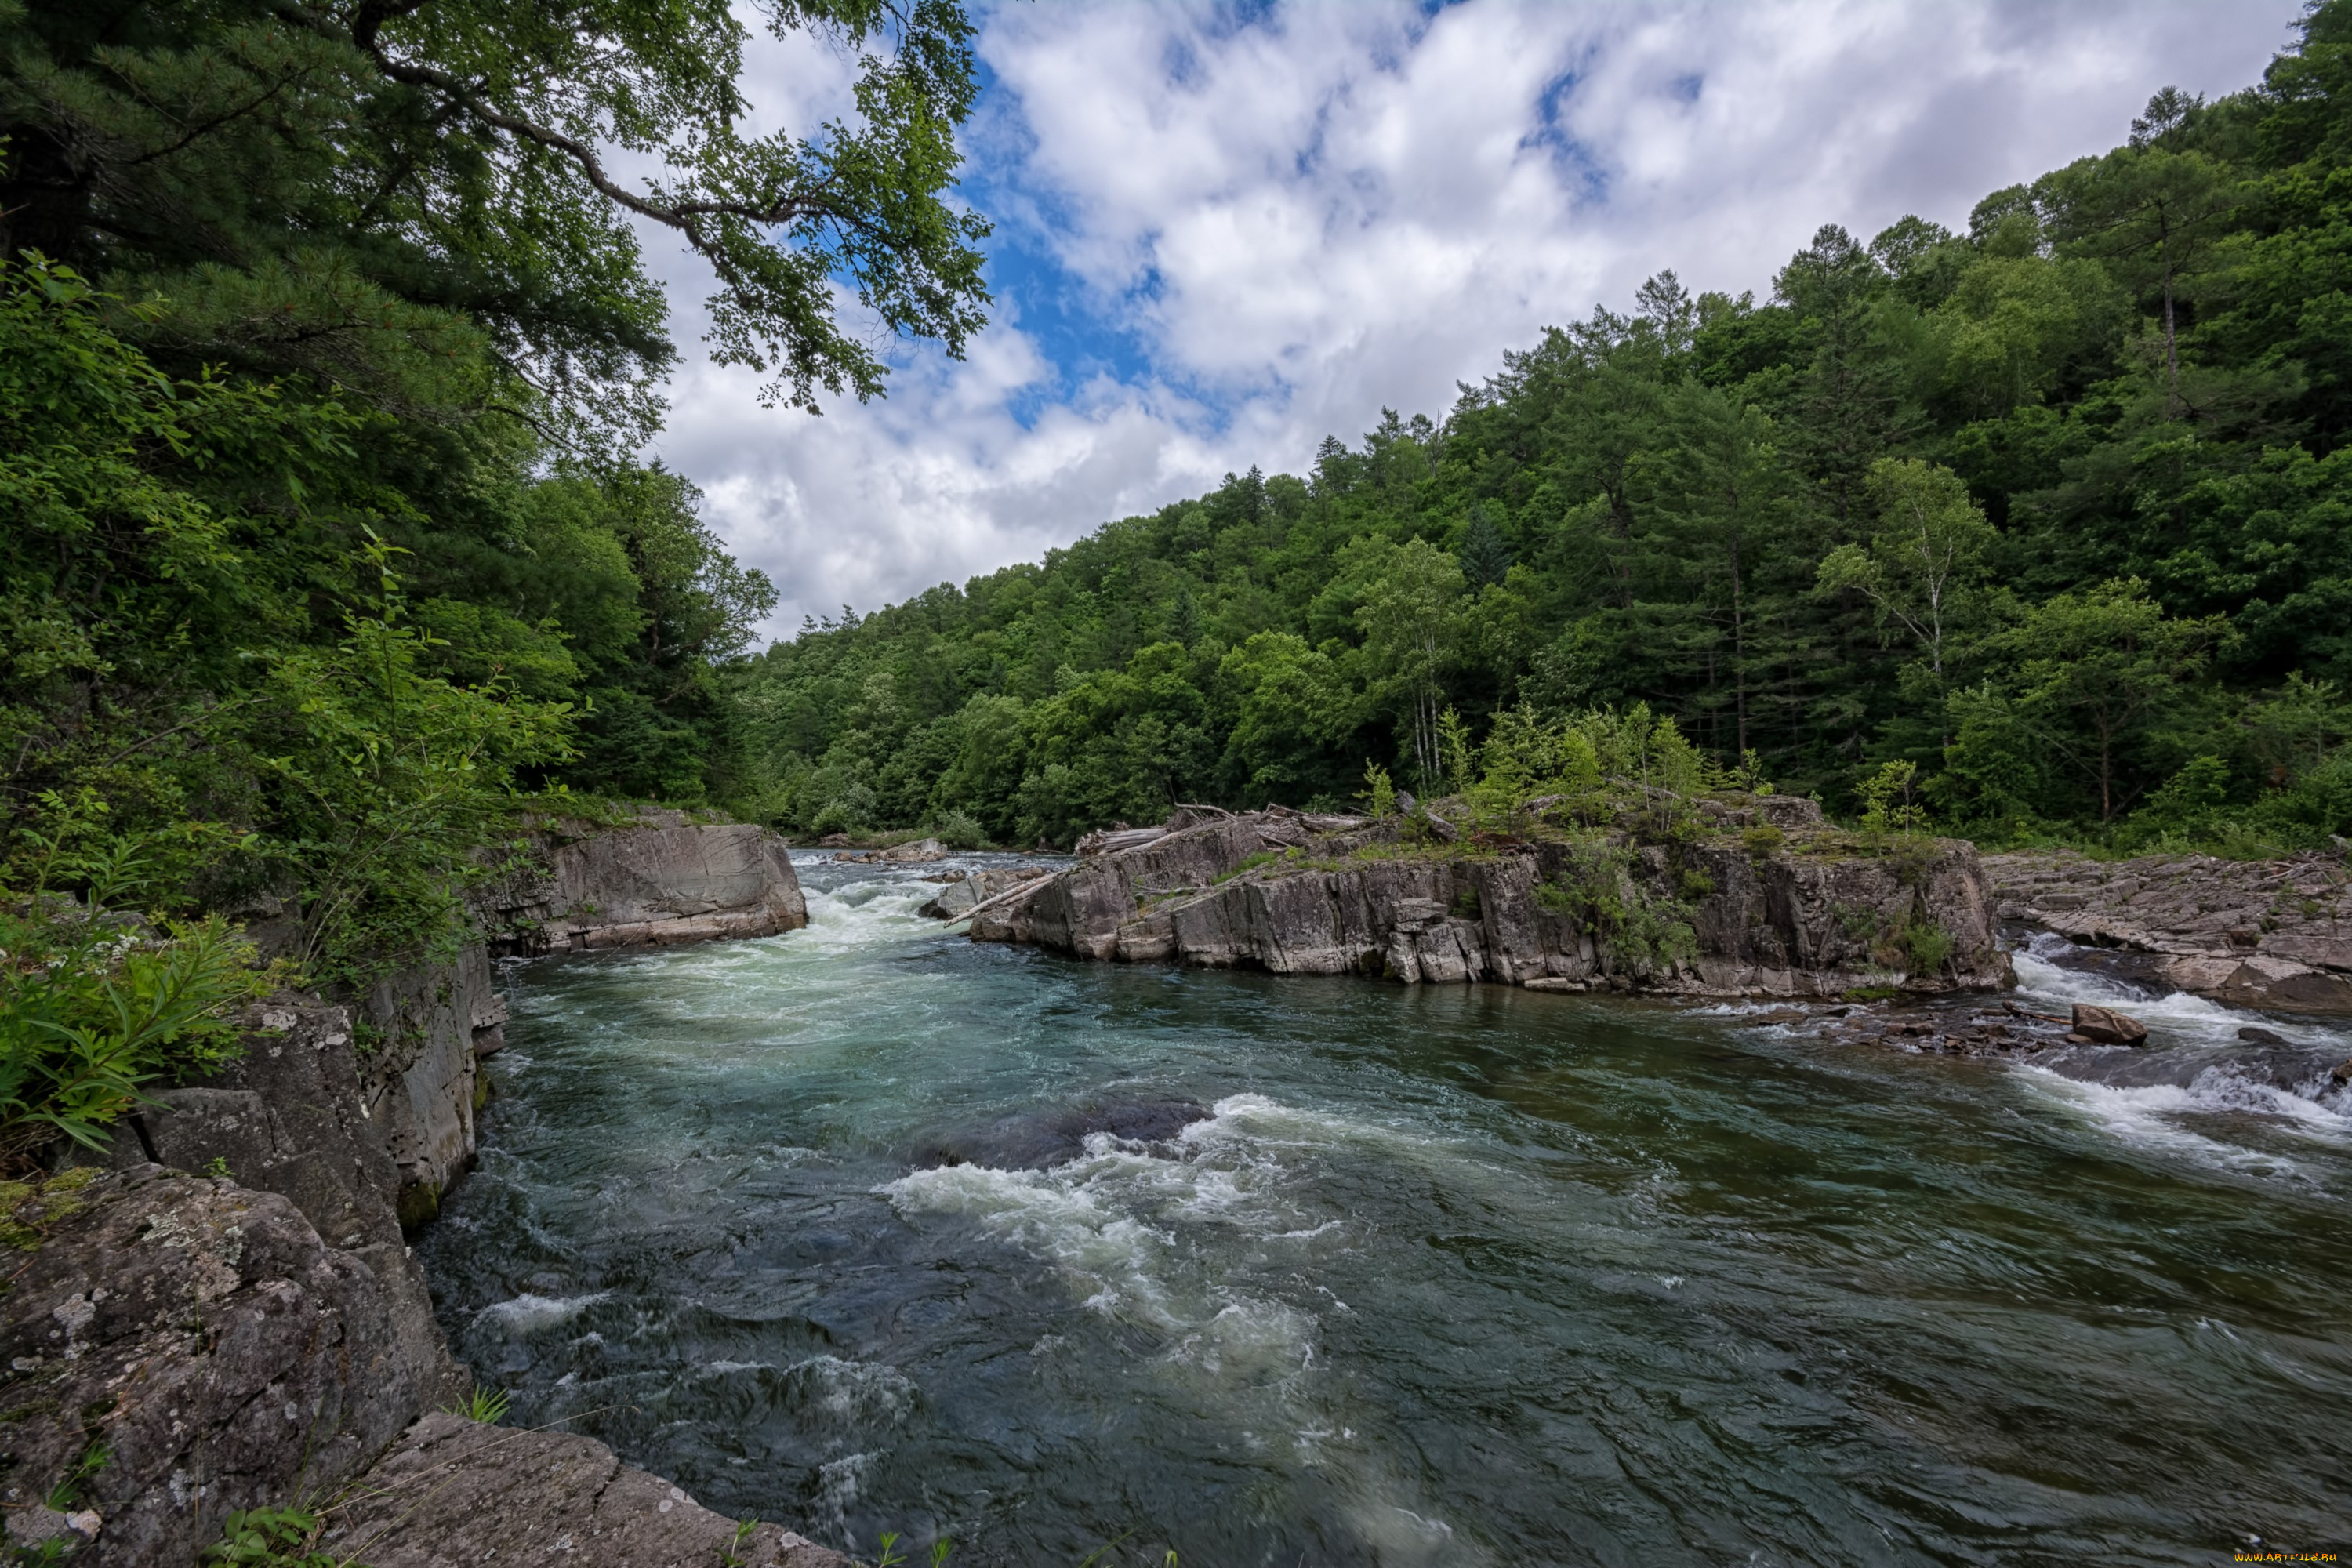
[0,0,988,1171]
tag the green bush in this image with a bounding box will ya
[1740,824,1784,858]
[1538,840,1697,974]
[1904,921,1955,975]
[929,809,990,850]
[0,815,274,1169]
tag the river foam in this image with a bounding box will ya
[419,851,2352,1565]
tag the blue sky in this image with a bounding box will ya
[640,0,2305,637]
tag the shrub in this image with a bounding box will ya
[1857,760,1928,837]
[1740,824,1784,858]
[1540,840,1697,974]
[929,809,989,850]
[0,898,270,1170]
[1905,921,1955,975]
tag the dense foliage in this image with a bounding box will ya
[737,5,2352,852]
[0,0,988,1161]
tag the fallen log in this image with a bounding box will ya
[946,873,1059,930]
[1074,826,1170,857]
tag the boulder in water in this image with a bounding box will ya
[2070,1002,2150,1046]
[2238,1025,2288,1044]
[915,1096,1210,1170]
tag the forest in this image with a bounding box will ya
[0,0,987,1152]
[738,5,2352,854]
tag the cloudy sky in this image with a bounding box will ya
[637,0,2303,638]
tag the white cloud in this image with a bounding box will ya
[641,0,2303,637]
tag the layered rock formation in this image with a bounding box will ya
[0,818,838,1566]
[1987,850,2352,1011]
[976,805,2009,999]
[480,810,808,954]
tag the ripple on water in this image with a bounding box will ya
[418,855,2352,1566]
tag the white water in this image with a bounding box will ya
[419,855,2352,1564]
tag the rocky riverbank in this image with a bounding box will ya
[1985,848,2352,1011]
[965,800,2009,1000]
[0,817,846,1567]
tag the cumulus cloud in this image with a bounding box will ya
[639,0,2302,635]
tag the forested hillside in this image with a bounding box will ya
[740,4,2352,852]
[0,0,987,1152]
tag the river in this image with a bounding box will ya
[419,853,2352,1566]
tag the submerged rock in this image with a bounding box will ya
[2069,1002,2150,1046]
[840,837,949,864]
[913,1097,1211,1170]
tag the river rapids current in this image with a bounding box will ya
[419,852,2352,1566]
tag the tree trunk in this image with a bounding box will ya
[2161,269,2181,419]
[2098,715,2114,821]
[1729,535,1748,757]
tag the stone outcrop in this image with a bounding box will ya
[975,808,2009,999]
[0,1172,849,1568]
[4,815,837,1566]
[479,810,808,955]
[0,1167,459,1566]
[113,946,501,1237]
[114,995,459,1374]
[1987,850,2352,1011]
[326,1413,844,1568]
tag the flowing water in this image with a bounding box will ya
[420,855,2352,1566]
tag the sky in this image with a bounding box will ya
[636,0,2307,640]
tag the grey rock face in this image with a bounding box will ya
[973,812,2009,998]
[0,1167,461,1568]
[1987,850,2352,1011]
[326,1413,850,1568]
[115,998,456,1379]
[115,966,494,1243]
[480,815,808,954]
[361,943,502,1212]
